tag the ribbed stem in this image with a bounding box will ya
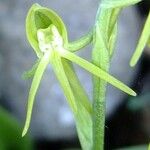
[93,79,108,150]
[92,1,110,149]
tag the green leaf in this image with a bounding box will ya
[108,23,118,57]
[22,52,50,137]
[60,49,136,96]
[107,8,121,56]
[130,11,150,67]
[108,8,120,34]
[0,106,33,150]
[26,3,68,58]
[148,143,150,150]
[101,0,141,8]
[96,8,120,56]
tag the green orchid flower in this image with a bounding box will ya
[130,11,150,67]
[24,4,93,149]
[23,3,137,150]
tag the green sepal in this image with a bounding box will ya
[26,3,68,58]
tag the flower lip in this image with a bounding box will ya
[37,25,63,53]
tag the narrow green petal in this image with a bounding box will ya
[61,59,92,114]
[22,52,50,137]
[51,56,77,113]
[22,60,40,80]
[61,59,93,150]
[64,30,93,52]
[101,0,141,8]
[130,11,150,67]
[60,50,136,96]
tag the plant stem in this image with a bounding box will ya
[92,77,108,150]
[92,1,111,149]
[92,48,109,150]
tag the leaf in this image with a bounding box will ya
[95,8,120,56]
[101,0,141,9]
[107,8,121,56]
[22,60,40,80]
[130,11,150,67]
[22,52,50,137]
[60,49,136,96]
[26,3,68,58]
[0,106,33,150]
[148,143,150,150]
[108,23,118,57]
[108,8,120,37]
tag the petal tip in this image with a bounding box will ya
[132,91,137,97]
[129,59,136,67]
[22,128,27,137]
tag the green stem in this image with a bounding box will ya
[93,78,108,150]
[92,2,111,149]
[92,48,109,150]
